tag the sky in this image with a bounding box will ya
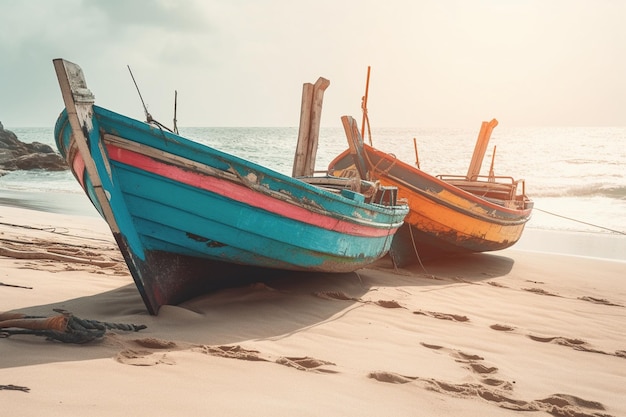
[1,0,625,128]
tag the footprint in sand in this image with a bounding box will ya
[115,349,175,366]
[535,393,612,417]
[522,287,560,297]
[487,281,508,288]
[490,324,516,332]
[197,345,338,373]
[367,371,416,384]
[313,292,405,311]
[133,337,178,349]
[197,345,268,362]
[420,342,500,377]
[527,335,613,355]
[373,342,614,416]
[578,296,623,307]
[490,325,624,358]
[276,356,338,373]
[373,300,404,309]
[413,310,469,322]
[115,337,180,366]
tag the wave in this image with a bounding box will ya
[564,158,624,166]
[532,184,626,200]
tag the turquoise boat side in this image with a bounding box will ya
[54,106,408,313]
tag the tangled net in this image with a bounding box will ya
[0,309,146,344]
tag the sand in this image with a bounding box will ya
[1,199,625,417]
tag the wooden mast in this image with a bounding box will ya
[360,66,371,140]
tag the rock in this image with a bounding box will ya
[0,122,67,171]
[13,153,69,171]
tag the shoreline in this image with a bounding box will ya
[2,188,625,261]
[1,196,625,416]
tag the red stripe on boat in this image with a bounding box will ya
[72,152,87,190]
[106,144,396,237]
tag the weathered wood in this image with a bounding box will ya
[466,118,498,180]
[292,77,330,177]
[292,83,314,177]
[341,115,369,181]
[53,59,121,234]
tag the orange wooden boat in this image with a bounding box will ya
[328,116,534,266]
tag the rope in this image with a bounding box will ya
[534,207,626,235]
[0,309,146,344]
[408,225,431,276]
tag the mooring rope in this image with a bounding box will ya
[0,309,146,344]
[408,225,432,276]
[534,207,626,235]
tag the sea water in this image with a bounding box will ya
[1,125,625,238]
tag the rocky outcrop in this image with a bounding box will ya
[0,121,68,172]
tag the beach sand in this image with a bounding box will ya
[1,198,625,416]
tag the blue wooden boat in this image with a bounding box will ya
[52,59,409,314]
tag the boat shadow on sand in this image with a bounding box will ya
[1,252,514,369]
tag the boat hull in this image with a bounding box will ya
[329,146,533,266]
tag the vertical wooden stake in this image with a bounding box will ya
[292,83,314,177]
[292,77,330,177]
[466,118,498,180]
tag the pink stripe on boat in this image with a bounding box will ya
[72,152,87,190]
[105,144,397,238]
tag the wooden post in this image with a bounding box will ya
[341,115,369,181]
[292,83,314,177]
[466,118,498,180]
[292,77,330,177]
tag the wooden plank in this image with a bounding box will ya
[341,115,369,181]
[53,59,121,234]
[466,118,498,180]
[292,77,330,177]
[303,77,330,176]
[292,82,314,177]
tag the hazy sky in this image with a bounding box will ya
[1,0,625,128]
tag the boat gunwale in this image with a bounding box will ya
[329,146,533,218]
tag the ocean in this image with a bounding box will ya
[1,125,625,258]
